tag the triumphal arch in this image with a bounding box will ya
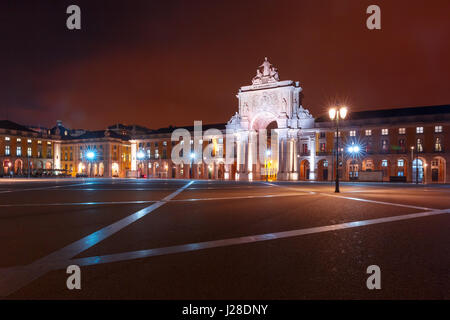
[225,58,317,181]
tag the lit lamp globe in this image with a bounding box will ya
[137,150,145,160]
[329,106,348,120]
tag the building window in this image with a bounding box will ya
[398,171,404,177]
[17,146,22,156]
[382,160,388,167]
[416,127,423,134]
[27,147,32,157]
[381,139,388,151]
[397,159,404,167]
[435,125,443,133]
[399,128,406,134]
[163,141,167,146]
[38,140,42,144]
[381,129,389,135]
[349,130,356,137]
[416,138,423,152]
[435,138,442,152]
[365,130,372,136]
[334,131,341,137]
[320,143,326,152]
[323,160,328,167]
[5,136,10,141]
[302,143,309,154]
[319,132,326,138]
[398,139,406,152]
[365,160,374,171]
[27,139,32,144]
[5,145,10,156]
[17,138,21,142]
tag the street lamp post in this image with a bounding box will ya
[410,146,415,184]
[329,106,348,193]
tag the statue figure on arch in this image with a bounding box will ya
[259,57,272,76]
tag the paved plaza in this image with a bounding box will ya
[0,178,449,299]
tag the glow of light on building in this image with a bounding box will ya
[137,150,145,160]
[130,141,137,171]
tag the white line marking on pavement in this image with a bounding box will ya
[0,193,310,207]
[170,192,312,202]
[58,208,450,269]
[265,182,436,211]
[319,193,435,211]
[0,181,194,297]
[0,200,157,208]
[0,182,93,194]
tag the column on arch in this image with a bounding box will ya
[309,134,316,180]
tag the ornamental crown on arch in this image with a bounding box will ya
[251,57,280,85]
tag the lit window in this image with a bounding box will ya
[417,138,423,152]
[397,159,404,167]
[27,139,32,144]
[17,146,22,156]
[382,160,388,167]
[365,130,372,136]
[349,130,356,137]
[381,139,388,151]
[399,128,406,134]
[38,140,42,144]
[5,145,10,155]
[435,138,442,152]
[27,147,32,157]
[17,138,21,142]
[416,127,423,134]
[334,131,341,137]
[320,143,326,152]
[435,125,443,133]
[381,129,388,135]
[323,160,328,167]
[5,136,10,141]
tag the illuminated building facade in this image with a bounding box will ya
[0,120,59,176]
[1,59,449,183]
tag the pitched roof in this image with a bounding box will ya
[65,130,130,141]
[315,104,450,122]
[0,120,37,133]
[150,123,227,134]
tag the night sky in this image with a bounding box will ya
[1,0,449,130]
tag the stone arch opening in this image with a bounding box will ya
[431,156,446,183]
[317,159,329,181]
[300,159,310,180]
